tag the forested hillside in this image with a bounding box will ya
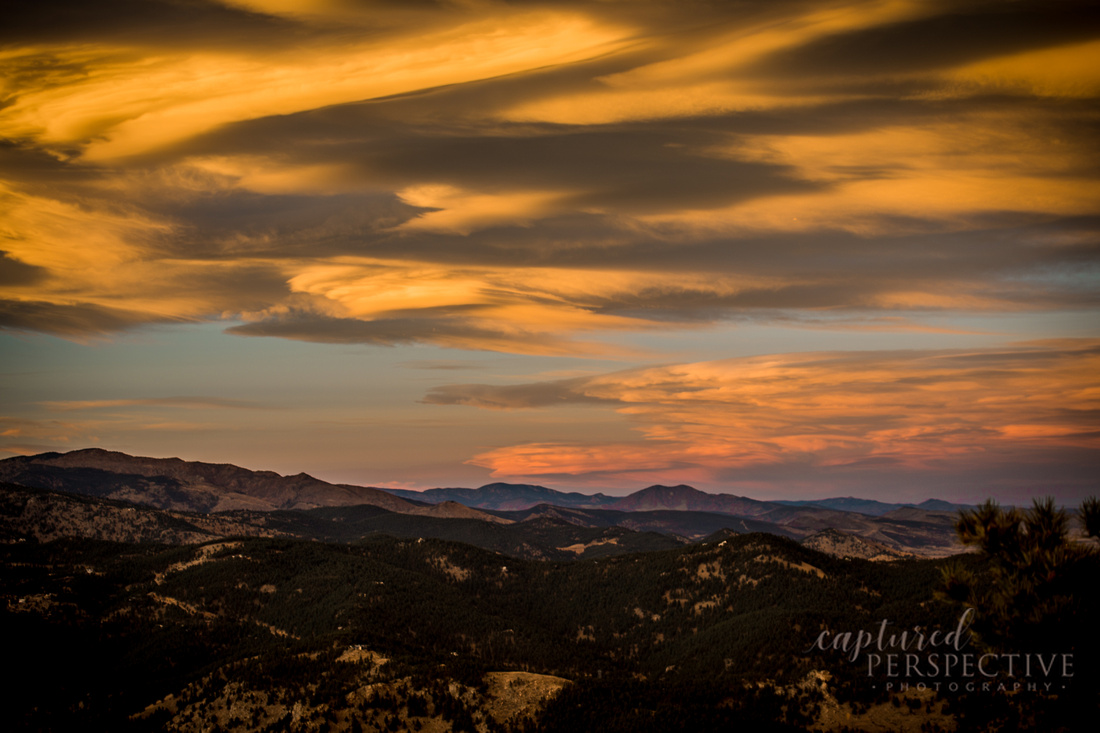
[2,530,983,732]
[3,479,1095,731]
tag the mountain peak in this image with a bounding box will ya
[639,484,704,494]
[378,483,617,511]
[611,485,705,511]
[915,498,972,512]
[628,484,708,502]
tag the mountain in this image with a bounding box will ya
[881,506,959,524]
[609,484,772,515]
[406,500,514,524]
[916,498,976,513]
[605,485,883,525]
[0,481,294,545]
[489,504,798,542]
[775,496,975,516]
[602,485,961,555]
[773,496,907,516]
[800,528,912,561]
[381,482,617,510]
[0,448,417,513]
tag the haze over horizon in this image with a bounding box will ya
[2,0,1097,505]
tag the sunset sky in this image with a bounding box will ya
[2,0,1097,503]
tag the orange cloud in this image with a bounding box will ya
[948,39,1100,98]
[39,397,265,411]
[505,0,933,125]
[2,0,1097,356]
[0,416,101,444]
[456,340,1100,480]
[1,12,628,161]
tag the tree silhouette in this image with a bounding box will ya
[941,497,1096,652]
[939,496,1099,730]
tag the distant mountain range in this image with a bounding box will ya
[0,449,968,557]
[389,482,968,556]
[0,482,681,561]
[382,482,616,510]
[383,480,974,517]
[774,496,976,516]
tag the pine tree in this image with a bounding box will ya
[940,497,1097,654]
[939,496,1099,730]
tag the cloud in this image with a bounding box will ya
[430,340,1100,490]
[0,0,296,48]
[0,415,100,444]
[224,309,635,357]
[367,128,822,214]
[424,377,612,409]
[39,397,267,411]
[399,360,486,371]
[0,251,46,287]
[0,0,1095,352]
[748,0,1100,78]
[0,442,83,458]
[0,396,266,459]
[1,7,628,160]
[0,299,186,337]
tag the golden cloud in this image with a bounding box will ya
[1,12,629,161]
[0,0,1096,354]
[449,340,1100,480]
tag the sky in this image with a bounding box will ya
[1,0,1098,504]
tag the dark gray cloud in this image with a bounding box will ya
[0,141,102,185]
[0,0,301,49]
[0,258,289,336]
[377,129,822,212]
[144,191,423,259]
[140,200,1100,319]
[399,360,486,371]
[385,217,1100,314]
[748,0,1100,78]
[423,378,611,409]
[159,263,293,313]
[0,299,188,336]
[168,115,823,213]
[0,252,46,287]
[224,311,578,353]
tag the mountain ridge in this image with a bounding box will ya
[774,496,976,516]
[0,449,965,556]
[0,448,416,513]
[381,481,617,510]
